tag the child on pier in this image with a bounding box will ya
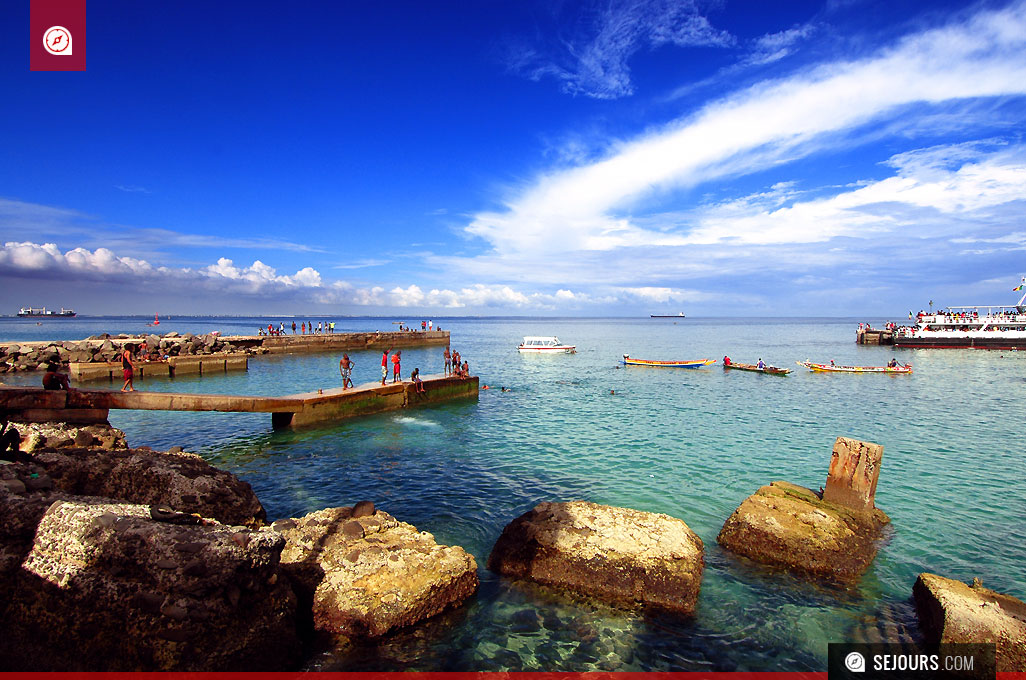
[411,368,426,394]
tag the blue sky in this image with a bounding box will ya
[2,0,1026,316]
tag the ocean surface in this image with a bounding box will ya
[2,315,1024,672]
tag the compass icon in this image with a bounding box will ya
[44,26,72,55]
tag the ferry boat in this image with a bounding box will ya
[518,336,576,353]
[650,312,686,318]
[17,306,76,318]
[893,278,1026,350]
[622,355,715,368]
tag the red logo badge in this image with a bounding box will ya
[31,0,86,71]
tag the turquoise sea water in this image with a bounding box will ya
[2,315,1024,671]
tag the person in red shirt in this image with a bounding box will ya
[392,350,402,383]
[381,348,391,386]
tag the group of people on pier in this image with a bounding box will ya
[443,345,469,379]
[259,320,337,336]
[338,344,470,393]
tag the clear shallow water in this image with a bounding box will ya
[2,315,1024,671]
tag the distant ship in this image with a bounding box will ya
[650,312,686,318]
[17,306,76,318]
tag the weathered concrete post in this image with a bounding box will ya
[822,437,883,512]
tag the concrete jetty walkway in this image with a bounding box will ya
[0,374,478,429]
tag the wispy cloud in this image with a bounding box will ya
[114,184,151,194]
[0,198,324,256]
[507,0,734,99]
[467,1,1026,281]
[747,23,816,66]
[332,258,391,269]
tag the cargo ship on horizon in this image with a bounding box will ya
[16,306,77,318]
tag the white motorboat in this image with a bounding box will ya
[517,336,576,353]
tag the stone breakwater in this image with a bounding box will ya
[0,332,261,374]
[0,329,450,374]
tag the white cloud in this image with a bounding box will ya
[0,241,596,311]
[469,2,1026,268]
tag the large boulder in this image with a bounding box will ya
[29,447,266,527]
[913,573,1025,672]
[488,500,704,614]
[275,503,478,641]
[0,464,82,585]
[0,500,299,671]
[717,481,889,582]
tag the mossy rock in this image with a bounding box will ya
[717,481,889,583]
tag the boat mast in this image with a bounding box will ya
[1018,276,1026,312]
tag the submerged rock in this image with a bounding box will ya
[275,504,478,641]
[0,500,299,671]
[913,573,1026,672]
[717,481,889,582]
[487,500,704,614]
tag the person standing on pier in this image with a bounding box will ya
[121,344,136,392]
[443,346,451,376]
[339,353,354,389]
[392,350,402,383]
[292,321,296,335]
[381,347,391,386]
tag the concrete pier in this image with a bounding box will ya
[856,327,894,345]
[69,354,249,382]
[3,330,450,382]
[0,374,478,430]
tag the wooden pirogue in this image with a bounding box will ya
[723,362,790,376]
[0,374,478,429]
[796,361,912,374]
[622,355,715,368]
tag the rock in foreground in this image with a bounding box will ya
[1,500,298,671]
[914,573,1026,672]
[275,504,478,641]
[717,481,889,582]
[488,500,704,614]
[30,446,266,527]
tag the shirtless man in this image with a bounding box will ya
[443,346,451,376]
[339,353,354,389]
[121,344,136,392]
